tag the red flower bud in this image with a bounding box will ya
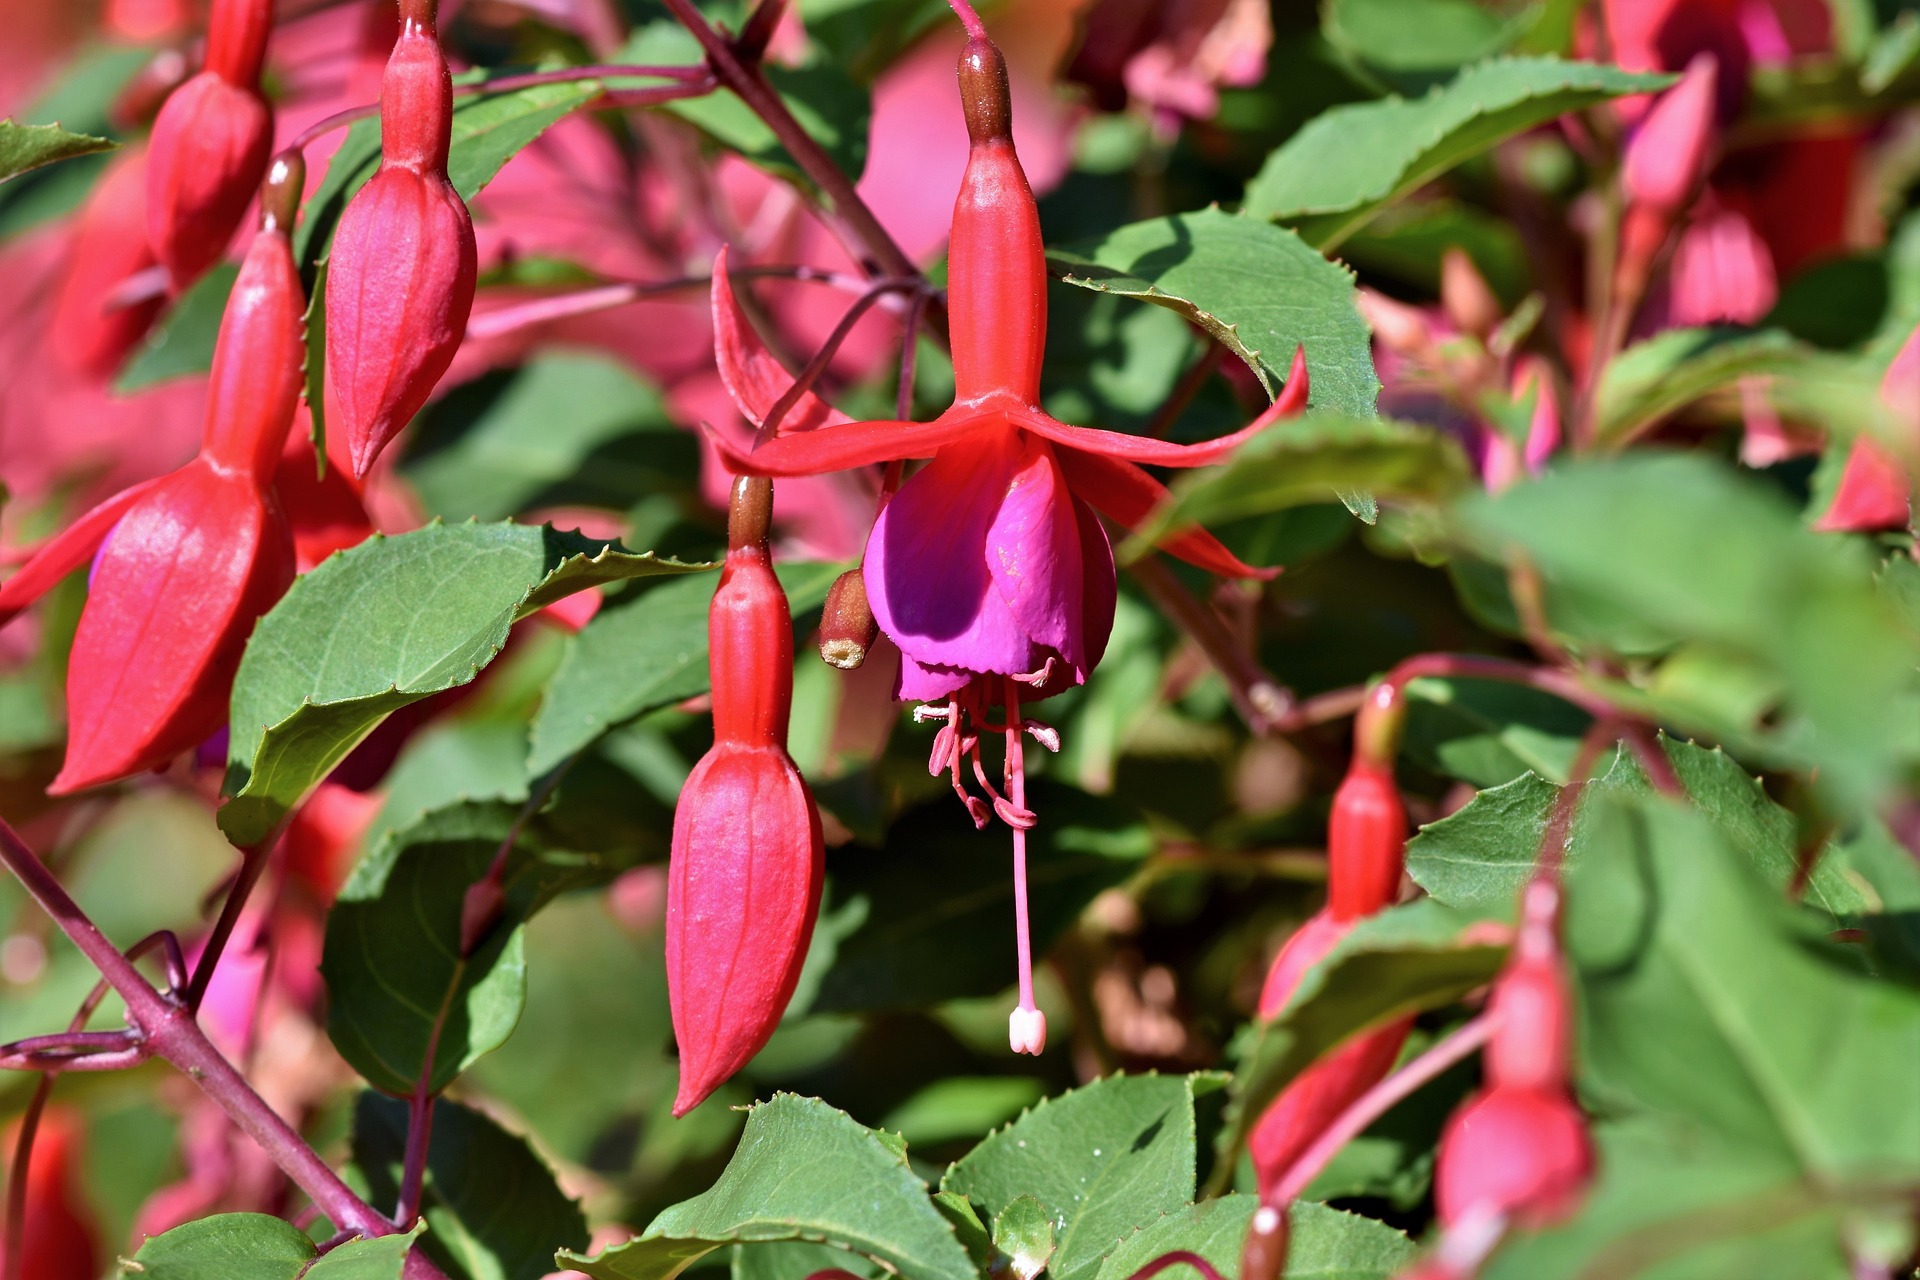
[949,37,1046,406]
[144,0,275,287]
[1622,54,1718,219]
[1326,761,1406,921]
[667,477,825,1116]
[1434,1086,1592,1229]
[50,148,166,378]
[325,4,477,477]
[1485,954,1573,1094]
[5,196,304,792]
[1818,325,1919,532]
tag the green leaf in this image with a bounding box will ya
[306,1231,426,1280]
[1048,207,1378,418]
[0,45,147,237]
[402,355,697,521]
[296,72,601,268]
[0,119,114,183]
[1243,58,1670,248]
[989,1196,1053,1280]
[353,1094,589,1280]
[880,1078,1049,1150]
[322,800,611,1095]
[1592,327,1812,446]
[1323,0,1532,91]
[221,520,711,845]
[807,781,1152,1014]
[1115,414,1470,557]
[616,23,870,183]
[1339,199,1531,305]
[559,1094,978,1280]
[124,1214,316,1280]
[941,1074,1199,1280]
[121,1214,418,1280]
[1565,791,1920,1179]
[1406,738,1868,922]
[1209,900,1506,1192]
[1449,454,1919,810]
[114,262,242,393]
[1400,674,1592,787]
[734,1242,880,1280]
[1095,1197,1413,1280]
[797,0,950,83]
[526,561,840,775]
[1484,1116,1876,1280]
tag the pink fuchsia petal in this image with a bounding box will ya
[865,424,1041,677]
[1623,54,1719,217]
[52,460,295,793]
[986,438,1089,673]
[1008,344,1309,468]
[896,652,973,703]
[702,406,986,476]
[1054,447,1277,579]
[1816,440,1909,532]
[711,244,854,434]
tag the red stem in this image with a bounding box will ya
[1268,1014,1494,1204]
[1123,1251,1228,1280]
[0,818,439,1274]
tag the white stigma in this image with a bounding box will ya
[1009,1005,1047,1055]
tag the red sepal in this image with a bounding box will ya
[1054,447,1277,579]
[711,245,853,434]
[1326,760,1407,921]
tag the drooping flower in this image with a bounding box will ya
[144,0,275,288]
[667,476,825,1115]
[1433,880,1593,1232]
[0,156,307,792]
[711,21,1306,1053]
[325,0,477,477]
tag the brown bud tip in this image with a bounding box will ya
[728,475,773,552]
[958,37,1012,145]
[259,151,305,235]
[818,569,877,669]
[459,877,506,956]
[1240,1202,1289,1280]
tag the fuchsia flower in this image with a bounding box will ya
[709,26,1306,1052]
[0,157,308,793]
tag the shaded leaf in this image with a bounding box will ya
[807,781,1152,1014]
[353,1094,589,1280]
[1117,413,1470,557]
[559,1095,977,1280]
[527,561,840,775]
[990,1196,1053,1280]
[222,520,711,845]
[1324,0,1531,91]
[1244,58,1669,248]
[322,800,611,1095]
[1048,208,1377,418]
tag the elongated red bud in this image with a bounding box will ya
[1328,682,1408,920]
[326,0,477,477]
[1486,880,1575,1093]
[819,569,878,669]
[200,160,307,478]
[1622,55,1718,218]
[1434,1086,1592,1229]
[667,477,826,1115]
[144,0,276,287]
[948,35,1046,405]
[50,148,166,377]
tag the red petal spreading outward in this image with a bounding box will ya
[1053,447,1277,579]
[53,459,295,793]
[0,478,165,628]
[711,245,853,434]
[667,478,825,1115]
